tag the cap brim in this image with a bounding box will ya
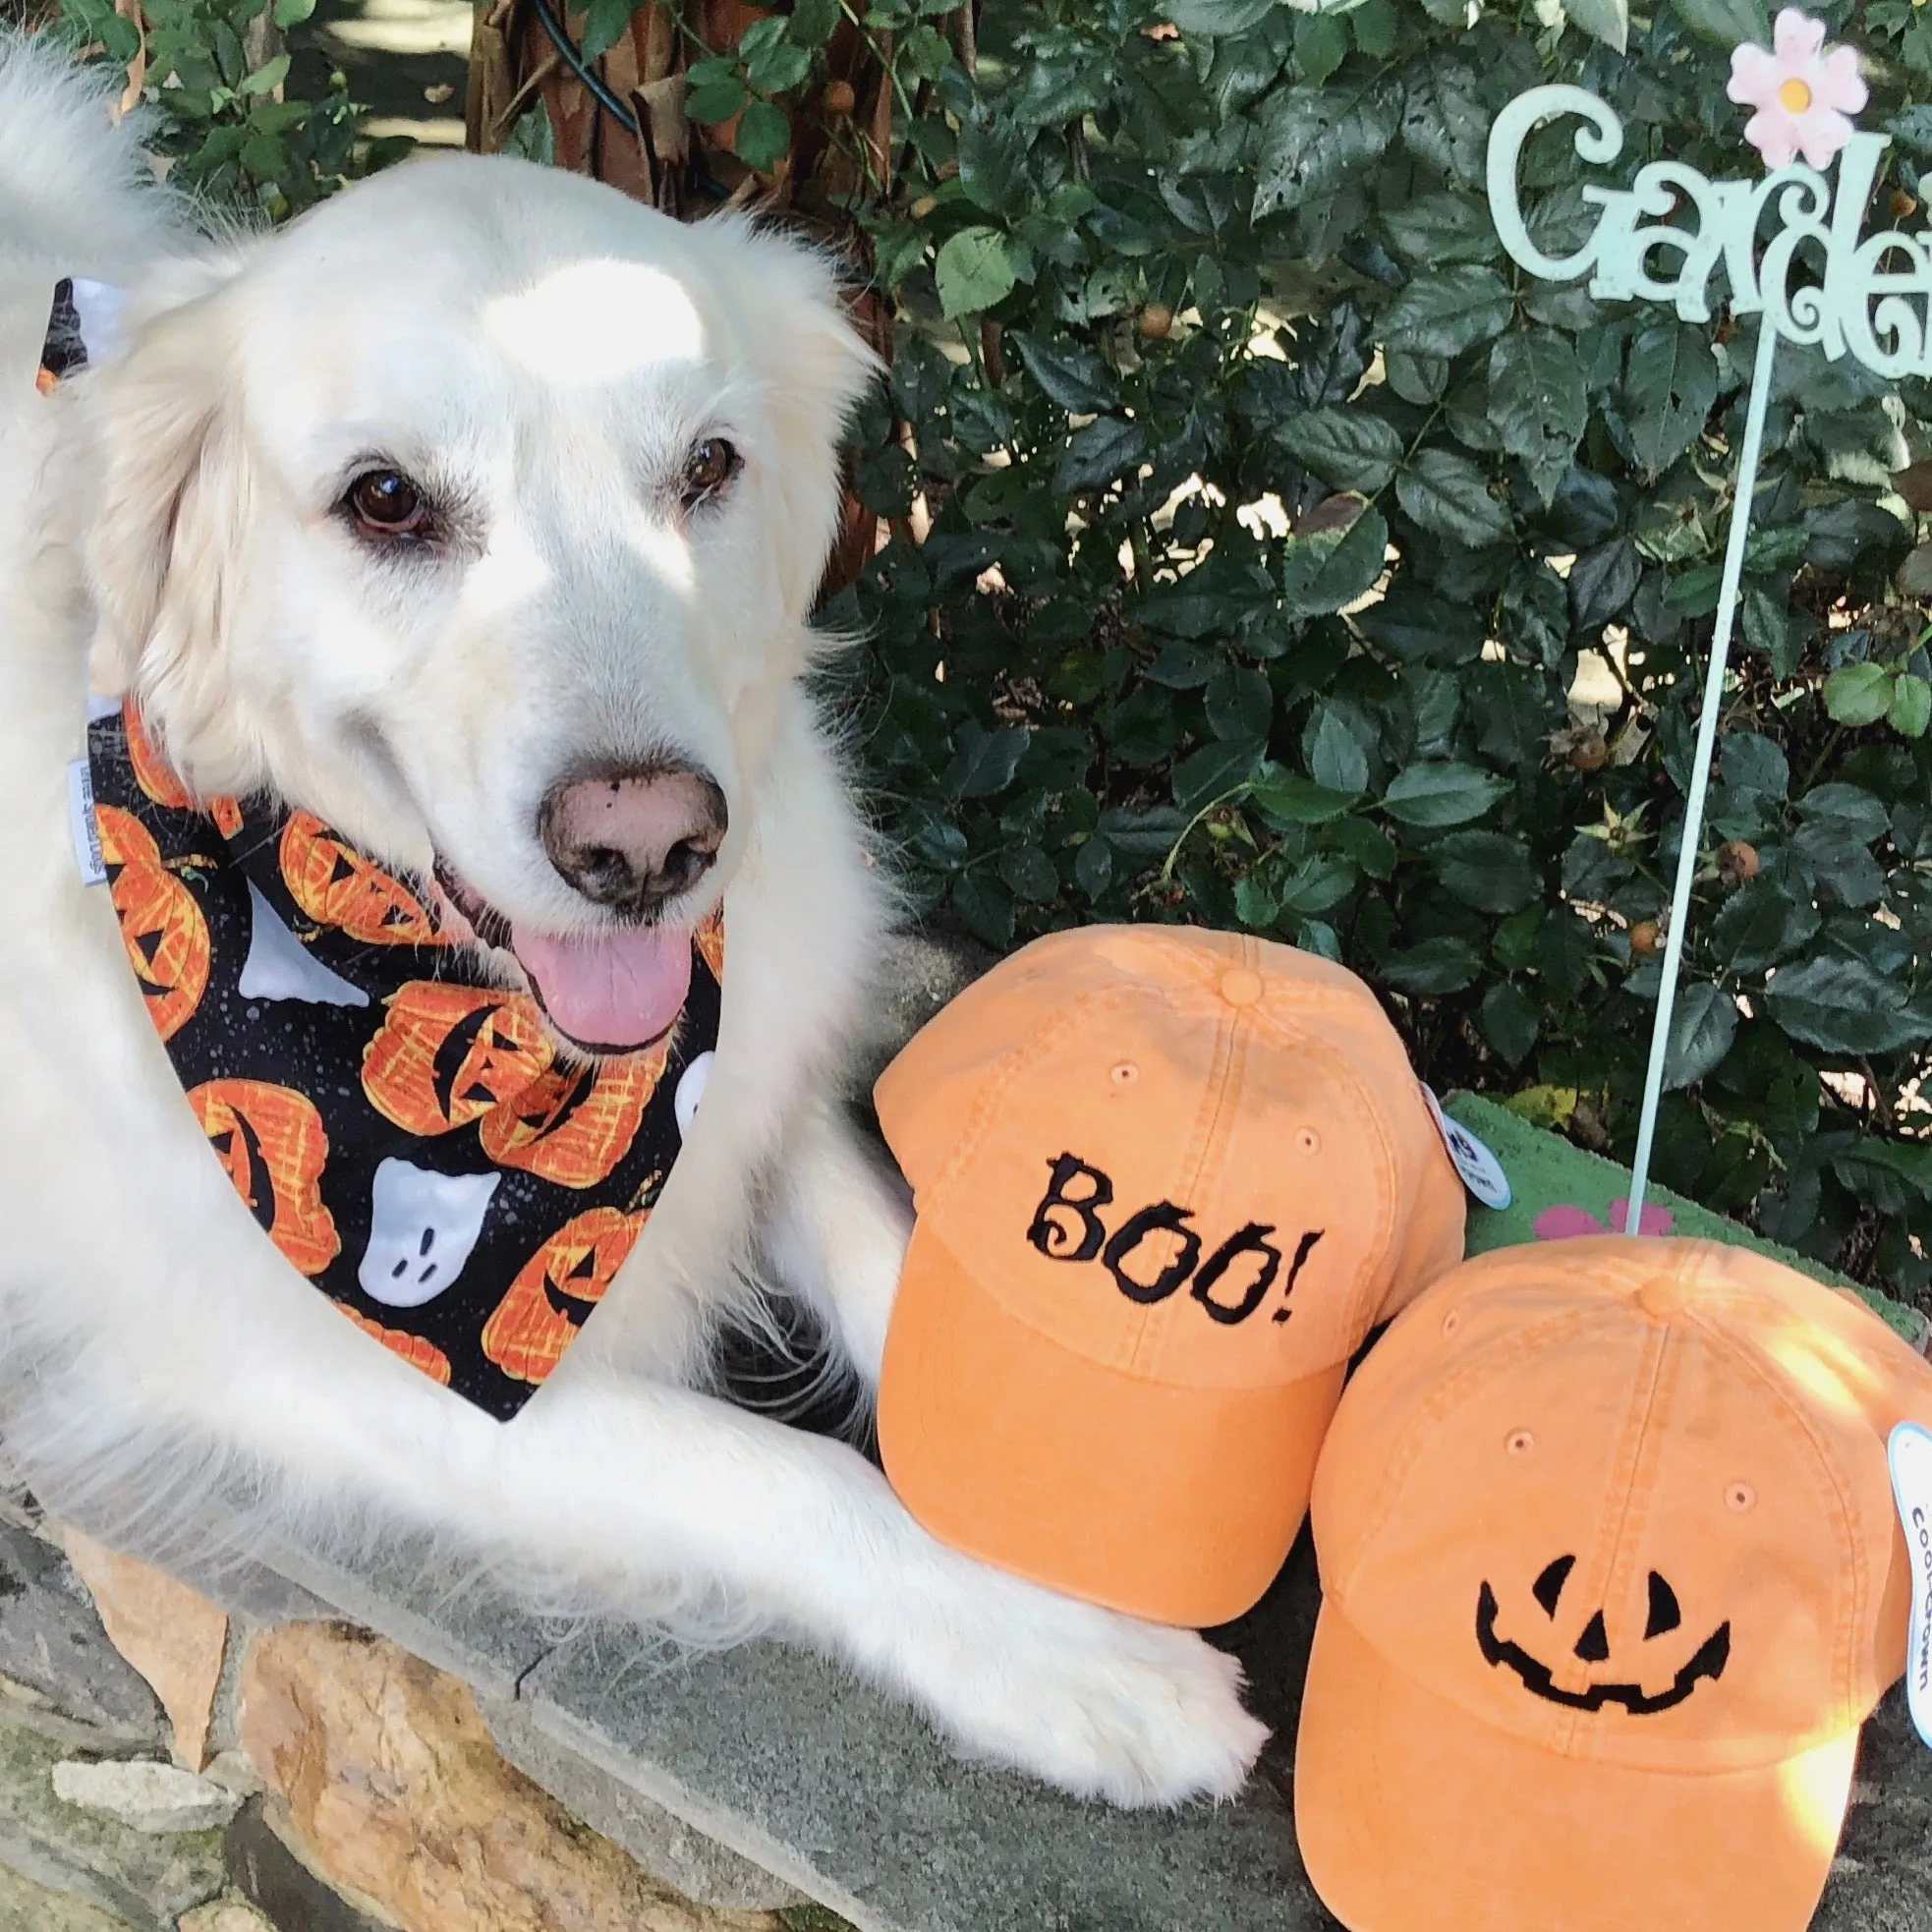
[878,1223,1343,1627]
[1294,1606,1854,1932]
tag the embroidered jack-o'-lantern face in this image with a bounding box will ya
[96,804,211,1043]
[280,811,442,946]
[477,1045,668,1187]
[123,700,243,837]
[482,1206,646,1384]
[334,1303,452,1387]
[695,906,724,983]
[186,1078,341,1277]
[1476,1554,1732,1716]
[363,983,553,1136]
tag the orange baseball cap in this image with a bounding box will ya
[874,924,1466,1628]
[1295,1235,1932,1932]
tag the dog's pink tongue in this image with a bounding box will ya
[512,922,692,1049]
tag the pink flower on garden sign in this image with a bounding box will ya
[1727,9,1867,171]
[1534,1199,1676,1242]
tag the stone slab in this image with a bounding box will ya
[0,1525,164,1756]
[510,1521,1932,1932]
[516,1618,1327,1932]
[0,1718,224,1930]
[243,1532,562,1698]
[482,1693,803,1913]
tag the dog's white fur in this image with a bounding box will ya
[0,38,1265,1804]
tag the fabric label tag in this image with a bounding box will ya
[69,757,105,886]
[1422,1086,1511,1211]
[1888,1420,1932,1750]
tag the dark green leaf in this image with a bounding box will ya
[1891,674,1931,739]
[1173,735,1266,812]
[1281,500,1389,618]
[1380,265,1514,360]
[1306,707,1371,795]
[952,870,1015,948]
[1433,830,1541,912]
[1381,761,1508,826]
[734,98,791,172]
[1711,878,1819,974]
[1396,448,1512,547]
[1479,980,1540,1064]
[936,226,1017,319]
[1662,983,1738,1090]
[1277,406,1405,493]
[948,722,1030,798]
[1824,661,1896,728]
[1767,956,1931,1055]
[1250,767,1359,824]
[1255,85,1399,220]
[1625,323,1719,476]
[1382,192,1500,267]
[1011,334,1115,414]
[1570,538,1640,628]
[1563,0,1628,50]
[1293,14,1347,86]
[1489,330,1588,505]
[1054,415,1147,491]
[1671,0,1770,44]
[1381,937,1483,994]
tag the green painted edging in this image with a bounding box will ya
[1443,1091,1928,1351]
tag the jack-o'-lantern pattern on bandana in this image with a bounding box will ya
[87,699,723,1421]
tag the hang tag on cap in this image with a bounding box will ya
[1421,1086,1511,1211]
[1888,1420,1932,1751]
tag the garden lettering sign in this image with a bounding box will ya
[1485,7,1897,1231]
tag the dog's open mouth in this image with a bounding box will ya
[432,862,692,1056]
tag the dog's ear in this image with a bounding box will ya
[82,252,258,776]
[715,220,882,620]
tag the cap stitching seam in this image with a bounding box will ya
[1684,1299,1868,1729]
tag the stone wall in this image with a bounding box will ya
[0,1483,836,1932]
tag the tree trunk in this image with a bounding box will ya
[465,0,908,600]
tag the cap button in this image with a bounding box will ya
[1638,1271,1689,1321]
[1220,966,1263,1008]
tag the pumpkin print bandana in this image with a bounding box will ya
[85,700,724,1420]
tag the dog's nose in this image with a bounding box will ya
[539,764,727,917]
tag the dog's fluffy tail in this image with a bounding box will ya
[0,31,181,277]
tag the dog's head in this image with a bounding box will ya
[77,156,878,1053]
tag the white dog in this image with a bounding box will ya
[0,38,1264,1805]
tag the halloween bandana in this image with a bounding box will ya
[85,701,724,1420]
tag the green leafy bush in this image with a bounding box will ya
[818,0,1932,1305]
[49,0,1932,1306]
[52,0,396,214]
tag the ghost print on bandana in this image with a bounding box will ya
[86,699,724,1420]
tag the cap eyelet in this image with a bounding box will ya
[1109,1061,1139,1088]
[1442,1309,1461,1336]
[1506,1429,1535,1456]
[1295,1127,1321,1156]
[1726,1482,1756,1512]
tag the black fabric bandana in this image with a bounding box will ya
[85,700,724,1420]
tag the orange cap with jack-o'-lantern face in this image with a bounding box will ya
[874,924,1466,1628]
[1296,1235,1932,1932]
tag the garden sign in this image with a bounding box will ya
[1486,7,1906,1230]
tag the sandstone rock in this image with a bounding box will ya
[179,1892,281,1932]
[52,1760,241,1837]
[62,1532,230,1773]
[240,1624,783,1932]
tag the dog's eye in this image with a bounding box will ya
[681,438,739,509]
[346,469,429,540]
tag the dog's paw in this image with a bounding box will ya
[891,1572,1268,1807]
